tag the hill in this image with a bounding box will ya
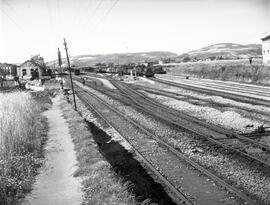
[47,51,178,67]
[177,43,262,61]
[47,43,262,67]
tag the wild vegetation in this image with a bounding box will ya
[166,59,270,85]
[62,100,138,205]
[0,91,50,205]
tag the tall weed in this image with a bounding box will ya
[0,92,48,205]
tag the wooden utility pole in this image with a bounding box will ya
[57,47,64,89]
[63,38,77,110]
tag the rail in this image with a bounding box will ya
[70,78,258,204]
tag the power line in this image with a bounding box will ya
[46,0,55,49]
[75,0,93,28]
[0,6,25,34]
[68,0,87,36]
[56,0,61,35]
[75,0,119,46]
[91,0,119,31]
[69,0,94,41]
[1,1,40,44]
[73,0,104,43]
[47,0,54,33]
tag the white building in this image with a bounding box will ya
[262,35,270,65]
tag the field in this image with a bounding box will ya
[0,91,50,205]
[165,59,270,85]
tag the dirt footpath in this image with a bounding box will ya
[23,96,82,205]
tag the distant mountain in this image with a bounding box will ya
[177,43,262,61]
[47,51,178,67]
[47,43,262,67]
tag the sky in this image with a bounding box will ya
[0,0,269,63]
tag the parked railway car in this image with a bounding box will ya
[81,66,95,73]
[70,67,81,75]
[145,66,155,78]
[74,69,80,75]
[135,64,146,76]
[154,65,167,74]
[70,68,80,75]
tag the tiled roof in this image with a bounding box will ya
[261,35,270,41]
[20,60,45,68]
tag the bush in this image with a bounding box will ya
[182,56,191,62]
[168,59,270,85]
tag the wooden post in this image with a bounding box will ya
[57,47,64,89]
[63,38,77,110]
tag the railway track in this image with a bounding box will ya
[131,83,260,109]
[155,75,270,96]
[75,88,191,205]
[73,75,270,169]
[71,82,258,205]
[151,77,270,107]
[161,78,270,97]
[129,84,270,129]
[103,78,270,168]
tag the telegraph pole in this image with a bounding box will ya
[63,38,77,110]
[57,47,64,89]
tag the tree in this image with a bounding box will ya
[209,56,216,61]
[30,55,46,69]
[182,56,191,62]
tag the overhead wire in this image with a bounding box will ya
[91,0,119,32]
[0,1,36,62]
[50,0,115,55]
[2,0,120,62]
[73,0,104,43]
[0,2,35,46]
[56,0,64,40]
[72,0,103,49]
[74,0,90,27]
[46,0,55,52]
[0,7,25,33]
[68,0,94,41]
[75,0,119,49]
[68,0,83,37]
[0,1,25,33]
[47,0,54,32]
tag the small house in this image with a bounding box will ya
[262,35,270,65]
[17,55,48,80]
[17,61,43,79]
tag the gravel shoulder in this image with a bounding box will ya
[61,93,139,205]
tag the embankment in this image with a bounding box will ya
[166,60,270,85]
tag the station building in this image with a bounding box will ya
[262,35,270,65]
[17,60,44,79]
[17,55,47,80]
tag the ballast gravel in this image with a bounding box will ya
[133,80,270,131]
[72,82,270,203]
[142,92,261,133]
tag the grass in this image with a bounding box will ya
[166,59,270,85]
[61,99,138,205]
[0,91,51,205]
